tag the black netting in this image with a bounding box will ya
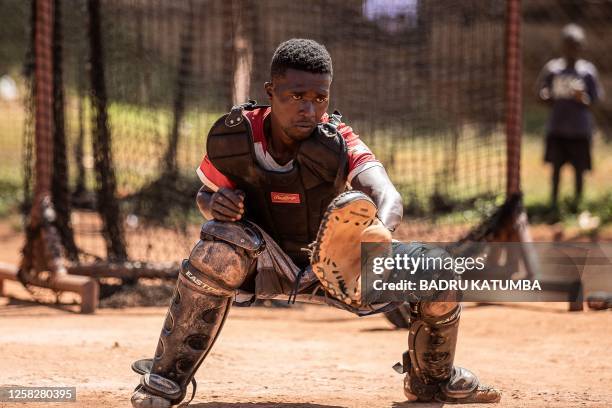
[3,0,608,267]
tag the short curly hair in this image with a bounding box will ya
[270,39,333,79]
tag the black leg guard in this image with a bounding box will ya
[398,303,501,404]
[149,270,232,403]
[132,235,256,407]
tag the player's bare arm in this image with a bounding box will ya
[351,166,403,232]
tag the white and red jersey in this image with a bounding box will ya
[196,107,382,191]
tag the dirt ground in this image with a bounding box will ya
[1,222,612,408]
[0,279,611,408]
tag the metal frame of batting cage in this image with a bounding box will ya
[0,0,582,314]
[451,0,582,312]
[0,0,194,313]
[386,0,581,329]
[0,0,99,313]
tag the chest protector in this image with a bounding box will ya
[207,101,349,267]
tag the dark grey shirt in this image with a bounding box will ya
[537,58,604,138]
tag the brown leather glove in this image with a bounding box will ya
[310,190,392,306]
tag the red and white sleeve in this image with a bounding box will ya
[338,124,383,183]
[195,155,236,192]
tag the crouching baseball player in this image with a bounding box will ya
[130,39,501,407]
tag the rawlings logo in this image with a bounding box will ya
[271,192,301,204]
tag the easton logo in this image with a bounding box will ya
[186,270,203,287]
[271,192,301,204]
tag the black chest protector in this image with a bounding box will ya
[207,101,349,267]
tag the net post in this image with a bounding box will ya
[15,0,100,314]
[32,0,54,221]
[503,1,579,311]
[505,0,522,197]
[504,0,537,286]
[20,0,55,276]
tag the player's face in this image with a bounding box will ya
[266,69,331,142]
[562,39,582,61]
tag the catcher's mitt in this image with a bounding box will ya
[310,190,392,306]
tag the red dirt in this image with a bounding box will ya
[1,220,611,408]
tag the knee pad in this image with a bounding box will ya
[186,220,264,295]
[392,242,461,303]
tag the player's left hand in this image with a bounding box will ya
[574,89,591,105]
